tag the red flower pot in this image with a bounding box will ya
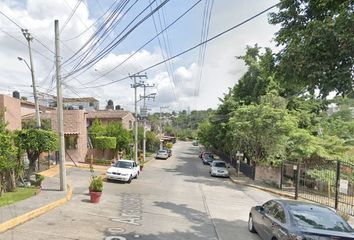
[140,165,144,171]
[90,191,102,203]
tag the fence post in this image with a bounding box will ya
[279,163,283,190]
[295,162,300,200]
[335,160,340,210]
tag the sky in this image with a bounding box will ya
[0,0,280,113]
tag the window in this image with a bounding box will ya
[89,102,94,107]
[266,203,286,224]
[65,135,78,149]
[129,120,133,129]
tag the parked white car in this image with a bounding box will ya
[209,160,229,177]
[155,150,169,159]
[106,160,139,183]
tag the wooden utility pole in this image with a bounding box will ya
[54,20,66,191]
[130,73,147,162]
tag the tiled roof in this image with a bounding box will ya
[87,110,133,119]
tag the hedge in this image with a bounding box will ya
[94,136,116,150]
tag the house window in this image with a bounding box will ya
[89,102,94,107]
[65,135,78,149]
[129,120,133,129]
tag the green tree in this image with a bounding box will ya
[0,126,17,195]
[105,122,132,153]
[269,0,354,97]
[228,94,297,165]
[16,129,58,175]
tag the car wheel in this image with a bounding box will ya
[248,214,256,233]
[134,173,138,179]
[127,175,132,183]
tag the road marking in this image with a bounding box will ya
[105,193,143,239]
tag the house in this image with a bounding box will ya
[0,94,21,131]
[63,97,99,111]
[87,110,135,130]
[50,110,88,163]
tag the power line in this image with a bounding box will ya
[61,0,83,33]
[79,0,203,86]
[0,9,22,29]
[64,0,170,79]
[81,3,279,89]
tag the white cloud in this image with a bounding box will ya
[0,0,280,113]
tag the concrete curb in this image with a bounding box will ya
[229,176,294,199]
[0,184,73,233]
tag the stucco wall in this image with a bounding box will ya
[121,113,135,130]
[0,94,21,131]
[51,110,88,162]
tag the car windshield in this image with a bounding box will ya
[159,150,167,153]
[214,162,226,168]
[114,161,133,169]
[291,208,352,232]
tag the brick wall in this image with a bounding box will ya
[0,94,21,131]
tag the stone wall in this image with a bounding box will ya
[255,165,282,187]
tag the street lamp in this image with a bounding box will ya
[18,56,41,128]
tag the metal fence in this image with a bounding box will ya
[281,160,354,215]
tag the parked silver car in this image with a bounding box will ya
[155,150,169,159]
[209,160,229,177]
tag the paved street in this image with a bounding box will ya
[0,141,275,240]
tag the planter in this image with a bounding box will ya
[90,191,102,203]
[140,165,144,171]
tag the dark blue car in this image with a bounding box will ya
[248,199,354,240]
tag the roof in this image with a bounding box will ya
[20,100,55,110]
[62,97,98,103]
[87,110,133,119]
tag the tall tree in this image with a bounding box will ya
[269,0,354,97]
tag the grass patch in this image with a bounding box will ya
[0,187,38,207]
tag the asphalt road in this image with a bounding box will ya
[0,141,275,240]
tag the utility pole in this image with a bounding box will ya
[140,84,156,162]
[54,20,66,191]
[159,106,169,150]
[130,73,147,163]
[22,29,41,128]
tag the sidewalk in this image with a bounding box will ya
[0,176,72,233]
[0,157,154,233]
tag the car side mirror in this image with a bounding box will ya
[256,206,265,213]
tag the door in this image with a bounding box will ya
[255,201,275,239]
[263,203,288,240]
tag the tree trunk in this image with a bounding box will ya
[5,170,16,192]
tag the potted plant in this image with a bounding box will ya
[89,176,103,203]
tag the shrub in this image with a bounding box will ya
[89,176,103,192]
[166,142,173,149]
[34,174,44,187]
[93,136,116,150]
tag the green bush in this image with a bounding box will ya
[89,176,103,192]
[34,174,44,187]
[93,136,116,150]
[166,142,173,149]
[92,159,112,166]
